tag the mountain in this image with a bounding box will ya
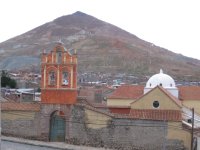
[0,11,200,80]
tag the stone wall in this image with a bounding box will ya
[69,105,186,150]
[1,110,41,139]
[1,104,188,149]
[39,104,71,140]
[1,104,71,141]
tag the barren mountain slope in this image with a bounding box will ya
[0,11,200,80]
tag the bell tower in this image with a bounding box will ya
[41,42,77,104]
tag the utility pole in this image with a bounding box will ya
[162,120,166,150]
[34,87,35,101]
[191,108,194,150]
[0,70,2,148]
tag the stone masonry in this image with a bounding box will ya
[1,104,186,150]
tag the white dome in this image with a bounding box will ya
[146,69,176,88]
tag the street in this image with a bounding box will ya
[1,136,107,150]
[1,140,62,150]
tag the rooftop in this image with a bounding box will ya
[178,86,200,100]
[108,85,144,99]
[130,109,182,121]
[1,102,40,111]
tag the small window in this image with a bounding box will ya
[170,83,172,87]
[159,83,162,86]
[149,83,151,87]
[153,101,159,108]
[49,71,56,85]
[62,71,69,85]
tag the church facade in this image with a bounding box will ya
[41,42,77,104]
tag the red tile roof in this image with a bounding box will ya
[1,102,40,111]
[108,85,144,99]
[178,86,200,100]
[129,109,182,121]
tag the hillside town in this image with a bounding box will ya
[1,42,200,150]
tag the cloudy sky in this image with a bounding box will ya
[1,0,200,59]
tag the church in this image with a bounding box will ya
[40,41,77,104]
[2,42,200,150]
[107,69,200,115]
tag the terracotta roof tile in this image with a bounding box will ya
[108,85,144,99]
[129,109,182,121]
[178,86,200,100]
[1,102,40,111]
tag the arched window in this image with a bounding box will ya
[62,71,69,85]
[49,71,56,85]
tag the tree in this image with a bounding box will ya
[37,87,41,92]
[1,70,17,88]
[9,79,17,88]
